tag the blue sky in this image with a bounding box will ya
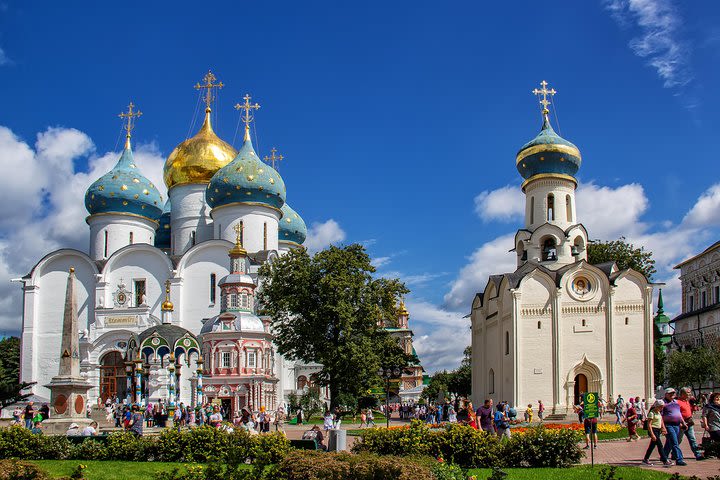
[0,0,719,371]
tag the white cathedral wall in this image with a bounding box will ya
[169,184,215,256]
[87,214,157,261]
[26,253,96,400]
[176,242,231,332]
[523,179,576,231]
[103,247,172,316]
[212,204,280,253]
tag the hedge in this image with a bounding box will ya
[352,421,583,468]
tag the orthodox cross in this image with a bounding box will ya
[118,102,142,148]
[532,80,556,113]
[234,94,260,128]
[263,147,284,169]
[165,279,171,297]
[194,70,224,111]
[233,222,244,245]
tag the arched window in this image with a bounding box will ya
[542,238,557,261]
[566,195,572,222]
[530,196,535,224]
[488,369,495,394]
[190,231,196,246]
[129,232,134,244]
[537,321,542,329]
[547,194,555,221]
[210,274,216,304]
[263,222,268,250]
[104,231,109,258]
[239,221,244,245]
[625,317,629,325]
[505,331,509,355]
[297,375,308,390]
[581,319,586,327]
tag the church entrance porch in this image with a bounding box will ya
[565,356,603,411]
[573,373,588,406]
[99,351,127,403]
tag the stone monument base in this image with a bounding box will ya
[40,417,94,435]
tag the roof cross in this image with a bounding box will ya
[532,80,556,114]
[233,222,244,245]
[194,70,224,111]
[234,94,261,129]
[263,147,284,169]
[118,102,142,149]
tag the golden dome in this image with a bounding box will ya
[163,109,238,189]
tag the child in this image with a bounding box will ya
[525,404,533,423]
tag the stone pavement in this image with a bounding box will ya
[582,434,720,478]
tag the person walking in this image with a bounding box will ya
[676,387,704,460]
[359,409,367,428]
[128,405,144,437]
[701,392,720,441]
[494,403,511,439]
[662,388,687,466]
[367,409,375,427]
[643,400,673,466]
[274,407,286,433]
[524,404,533,423]
[477,399,494,434]
[538,400,545,422]
[23,402,35,430]
[615,397,624,425]
[625,400,640,441]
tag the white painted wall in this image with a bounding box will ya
[212,204,280,253]
[87,214,156,261]
[524,178,576,231]
[169,184,215,256]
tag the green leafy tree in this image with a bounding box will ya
[258,244,411,410]
[666,347,720,396]
[586,237,656,280]
[0,337,35,409]
[422,346,472,401]
[422,370,451,402]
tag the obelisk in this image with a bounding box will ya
[45,268,92,426]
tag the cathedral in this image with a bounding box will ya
[470,82,655,414]
[17,72,330,415]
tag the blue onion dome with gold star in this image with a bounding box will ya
[206,123,286,211]
[85,106,163,221]
[279,203,307,245]
[516,81,581,182]
[154,199,172,248]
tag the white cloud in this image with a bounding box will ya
[371,256,392,268]
[474,185,524,222]
[304,219,346,253]
[0,125,166,332]
[605,0,692,88]
[0,47,10,66]
[576,182,648,239]
[682,183,720,228]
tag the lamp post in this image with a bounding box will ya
[377,367,401,429]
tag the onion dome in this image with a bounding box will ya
[206,128,286,211]
[85,143,163,221]
[279,203,307,245]
[163,109,238,190]
[154,199,172,249]
[516,111,581,182]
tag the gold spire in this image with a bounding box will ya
[230,222,247,256]
[234,94,260,142]
[532,80,556,116]
[118,102,142,150]
[399,300,409,316]
[161,279,174,311]
[263,147,284,170]
[194,70,224,113]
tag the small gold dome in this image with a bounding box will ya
[163,110,238,189]
[161,299,174,311]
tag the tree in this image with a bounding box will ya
[423,346,472,401]
[666,347,720,396]
[258,244,411,410]
[0,337,35,409]
[586,237,656,280]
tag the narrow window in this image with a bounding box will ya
[542,238,557,261]
[581,319,586,327]
[221,351,231,368]
[240,221,244,245]
[263,222,268,250]
[625,317,629,325]
[248,351,256,368]
[505,331,509,355]
[129,232,134,244]
[547,194,554,221]
[566,195,572,223]
[104,231,109,258]
[715,286,719,304]
[230,294,239,309]
[210,274,216,304]
[134,279,146,307]
[689,295,695,311]
[701,291,707,308]
[530,196,535,224]
[537,321,541,329]
[489,369,495,394]
[190,231,196,246]
[241,293,248,308]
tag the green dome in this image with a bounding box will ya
[206,132,286,211]
[279,203,307,245]
[516,114,582,181]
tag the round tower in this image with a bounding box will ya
[164,72,237,255]
[514,81,587,269]
[206,95,286,253]
[84,103,163,260]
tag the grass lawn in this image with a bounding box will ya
[30,461,214,480]
[467,465,673,479]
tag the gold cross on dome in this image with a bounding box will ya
[194,70,224,111]
[263,147,284,169]
[118,102,142,148]
[532,80,556,113]
[234,94,261,128]
[233,222,244,245]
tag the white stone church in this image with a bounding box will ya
[17,75,328,416]
[470,83,655,414]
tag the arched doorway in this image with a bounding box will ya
[99,351,127,403]
[573,373,588,406]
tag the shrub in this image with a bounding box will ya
[275,450,433,480]
[502,426,583,467]
[429,424,502,468]
[352,420,434,456]
[0,427,40,459]
[0,459,50,480]
[248,432,289,466]
[185,427,230,463]
[34,435,71,460]
[105,431,141,461]
[69,440,107,461]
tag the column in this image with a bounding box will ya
[644,286,655,401]
[134,358,143,404]
[511,290,521,406]
[196,356,204,407]
[168,355,176,408]
[552,288,562,413]
[605,287,615,402]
